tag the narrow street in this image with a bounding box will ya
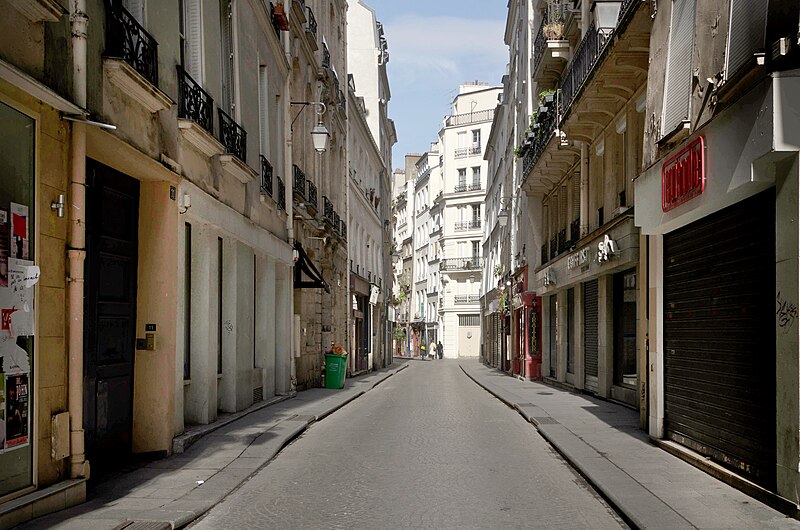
[191,360,626,529]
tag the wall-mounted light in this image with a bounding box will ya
[50,194,65,218]
[291,101,330,153]
[179,193,191,215]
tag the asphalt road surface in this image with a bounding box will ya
[192,360,627,529]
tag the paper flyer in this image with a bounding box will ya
[3,258,35,337]
[5,372,28,449]
[10,203,28,261]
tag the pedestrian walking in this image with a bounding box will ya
[429,340,437,361]
[437,340,443,360]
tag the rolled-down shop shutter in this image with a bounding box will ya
[663,191,775,488]
[583,279,599,393]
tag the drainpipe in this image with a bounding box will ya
[67,0,88,479]
[283,28,296,390]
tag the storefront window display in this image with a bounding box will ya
[613,270,637,387]
[0,101,36,497]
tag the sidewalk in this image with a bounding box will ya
[460,360,798,530]
[17,362,408,530]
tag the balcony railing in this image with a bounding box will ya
[469,144,481,156]
[468,183,483,191]
[560,22,613,115]
[322,41,330,69]
[276,176,286,211]
[106,0,159,87]
[557,228,569,254]
[454,145,482,159]
[293,164,306,199]
[218,109,247,162]
[333,211,341,233]
[550,237,557,259]
[454,183,468,193]
[533,15,548,75]
[340,219,347,240]
[306,6,317,40]
[454,295,480,304]
[533,3,570,74]
[455,220,482,231]
[570,218,580,242]
[440,257,483,271]
[177,66,214,135]
[307,181,318,211]
[541,243,548,265]
[522,96,557,176]
[323,196,334,225]
[260,155,273,197]
[444,109,494,127]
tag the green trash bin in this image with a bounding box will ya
[324,353,348,389]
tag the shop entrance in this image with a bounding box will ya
[84,161,140,466]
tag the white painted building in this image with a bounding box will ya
[437,84,501,358]
[412,146,440,346]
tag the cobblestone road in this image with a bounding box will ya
[192,360,627,529]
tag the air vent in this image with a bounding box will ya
[253,386,264,403]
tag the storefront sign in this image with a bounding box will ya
[567,247,590,270]
[662,136,705,212]
[597,235,618,263]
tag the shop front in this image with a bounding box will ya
[634,76,800,496]
[536,215,641,408]
[509,267,542,380]
[350,273,370,374]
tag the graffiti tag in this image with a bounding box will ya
[776,291,798,333]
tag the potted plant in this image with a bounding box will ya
[272,2,289,30]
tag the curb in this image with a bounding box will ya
[458,363,679,530]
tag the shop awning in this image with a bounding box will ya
[293,241,329,292]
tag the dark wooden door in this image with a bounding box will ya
[84,160,140,464]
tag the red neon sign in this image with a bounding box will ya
[662,136,705,212]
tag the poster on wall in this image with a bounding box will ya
[10,203,28,261]
[5,373,28,449]
[0,209,8,288]
[0,374,5,453]
[1,259,36,338]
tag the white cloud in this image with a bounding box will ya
[384,14,507,70]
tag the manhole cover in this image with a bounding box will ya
[533,417,558,425]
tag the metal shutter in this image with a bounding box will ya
[663,191,775,489]
[220,0,235,114]
[662,0,696,135]
[725,0,768,79]
[549,295,557,378]
[583,280,599,393]
[567,288,575,374]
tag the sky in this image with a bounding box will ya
[361,0,509,170]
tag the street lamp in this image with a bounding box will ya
[290,101,330,153]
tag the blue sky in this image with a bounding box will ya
[362,0,509,169]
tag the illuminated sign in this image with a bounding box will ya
[662,136,705,212]
[597,235,617,263]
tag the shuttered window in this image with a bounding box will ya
[259,66,270,158]
[182,0,203,81]
[662,0,695,136]
[220,0,235,114]
[725,0,768,79]
[571,173,580,223]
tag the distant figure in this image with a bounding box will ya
[437,340,444,360]
[420,343,427,360]
[429,340,437,361]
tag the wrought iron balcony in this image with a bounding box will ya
[570,218,580,242]
[340,219,347,240]
[323,196,335,225]
[440,257,483,271]
[468,183,483,191]
[454,294,480,304]
[469,145,482,156]
[454,147,468,159]
[106,0,159,87]
[522,97,557,176]
[444,109,493,127]
[292,164,306,200]
[550,237,557,259]
[455,220,482,231]
[307,180,318,211]
[557,228,569,254]
[177,66,214,135]
[560,22,613,116]
[306,6,317,40]
[218,109,247,162]
[260,155,273,197]
[333,211,341,233]
[454,183,468,193]
[276,176,286,211]
[322,41,330,69]
[541,243,548,265]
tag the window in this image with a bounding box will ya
[220,0,235,114]
[459,314,480,327]
[184,222,192,380]
[472,205,480,222]
[181,0,203,81]
[123,0,144,23]
[472,129,480,146]
[457,131,467,148]
[259,66,270,158]
[458,168,466,186]
[472,167,480,186]
[662,0,696,135]
[725,0,768,79]
[471,240,480,258]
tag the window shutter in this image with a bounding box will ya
[123,0,144,23]
[662,0,696,136]
[571,173,580,222]
[259,66,270,158]
[185,0,203,81]
[726,0,767,79]
[220,0,235,114]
